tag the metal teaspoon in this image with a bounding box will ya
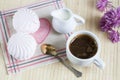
[41,44,82,77]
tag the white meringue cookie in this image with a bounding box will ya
[7,32,37,60]
[13,8,40,33]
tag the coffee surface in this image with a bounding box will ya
[69,34,97,59]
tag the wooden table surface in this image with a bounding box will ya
[0,0,120,80]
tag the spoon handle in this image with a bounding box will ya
[55,55,82,77]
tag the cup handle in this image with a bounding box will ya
[73,14,85,25]
[94,56,105,69]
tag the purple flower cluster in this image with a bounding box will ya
[100,8,120,31]
[96,0,120,43]
[108,30,120,43]
[96,0,110,11]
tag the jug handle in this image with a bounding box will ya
[73,14,85,25]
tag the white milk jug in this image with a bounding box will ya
[51,8,85,33]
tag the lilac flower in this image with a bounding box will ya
[100,16,113,32]
[100,9,120,32]
[96,0,109,11]
[108,30,120,43]
[100,9,116,31]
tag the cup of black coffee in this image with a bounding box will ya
[66,30,105,69]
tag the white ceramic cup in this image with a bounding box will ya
[66,30,105,69]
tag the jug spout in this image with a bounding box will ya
[51,8,72,21]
